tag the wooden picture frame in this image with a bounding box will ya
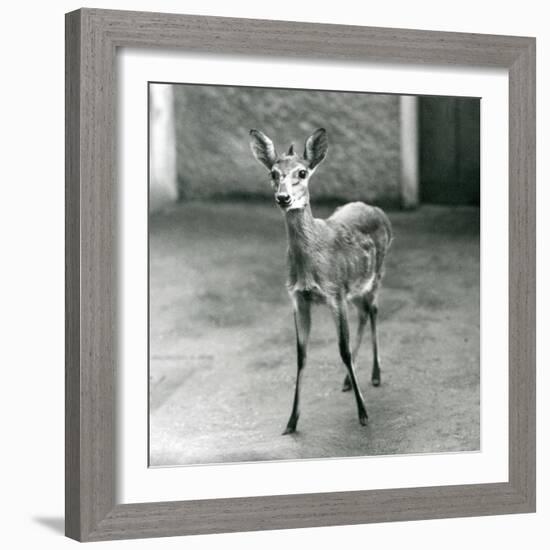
[65,8,536,542]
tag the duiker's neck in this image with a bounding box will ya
[284,204,316,252]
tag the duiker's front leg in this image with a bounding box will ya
[332,299,368,425]
[342,302,368,392]
[283,293,311,435]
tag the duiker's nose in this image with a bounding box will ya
[276,193,291,206]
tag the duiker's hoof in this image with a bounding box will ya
[359,411,369,426]
[282,417,298,435]
[372,367,381,387]
[342,376,352,392]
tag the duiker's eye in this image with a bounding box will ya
[298,170,307,179]
[271,170,278,180]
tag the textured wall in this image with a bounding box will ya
[173,84,401,205]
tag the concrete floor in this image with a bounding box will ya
[149,201,480,467]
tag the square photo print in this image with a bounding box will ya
[148,82,480,467]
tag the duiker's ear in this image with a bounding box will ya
[249,129,277,170]
[304,128,328,169]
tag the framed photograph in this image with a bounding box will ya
[65,8,536,542]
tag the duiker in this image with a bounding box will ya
[250,128,393,434]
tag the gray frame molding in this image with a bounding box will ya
[65,8,536,542]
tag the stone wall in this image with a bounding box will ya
[173,84,401,206]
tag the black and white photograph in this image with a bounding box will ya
[148,82,481,467]
[2,0,543,546]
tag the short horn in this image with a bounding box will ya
[287,143,295,155]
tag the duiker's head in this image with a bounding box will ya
[249,128,328,211]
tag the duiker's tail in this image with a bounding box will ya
[375,207,393,250]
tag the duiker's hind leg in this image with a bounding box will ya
[342,299,368,392]
[342,294,382,389]
[368,300,381,386]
